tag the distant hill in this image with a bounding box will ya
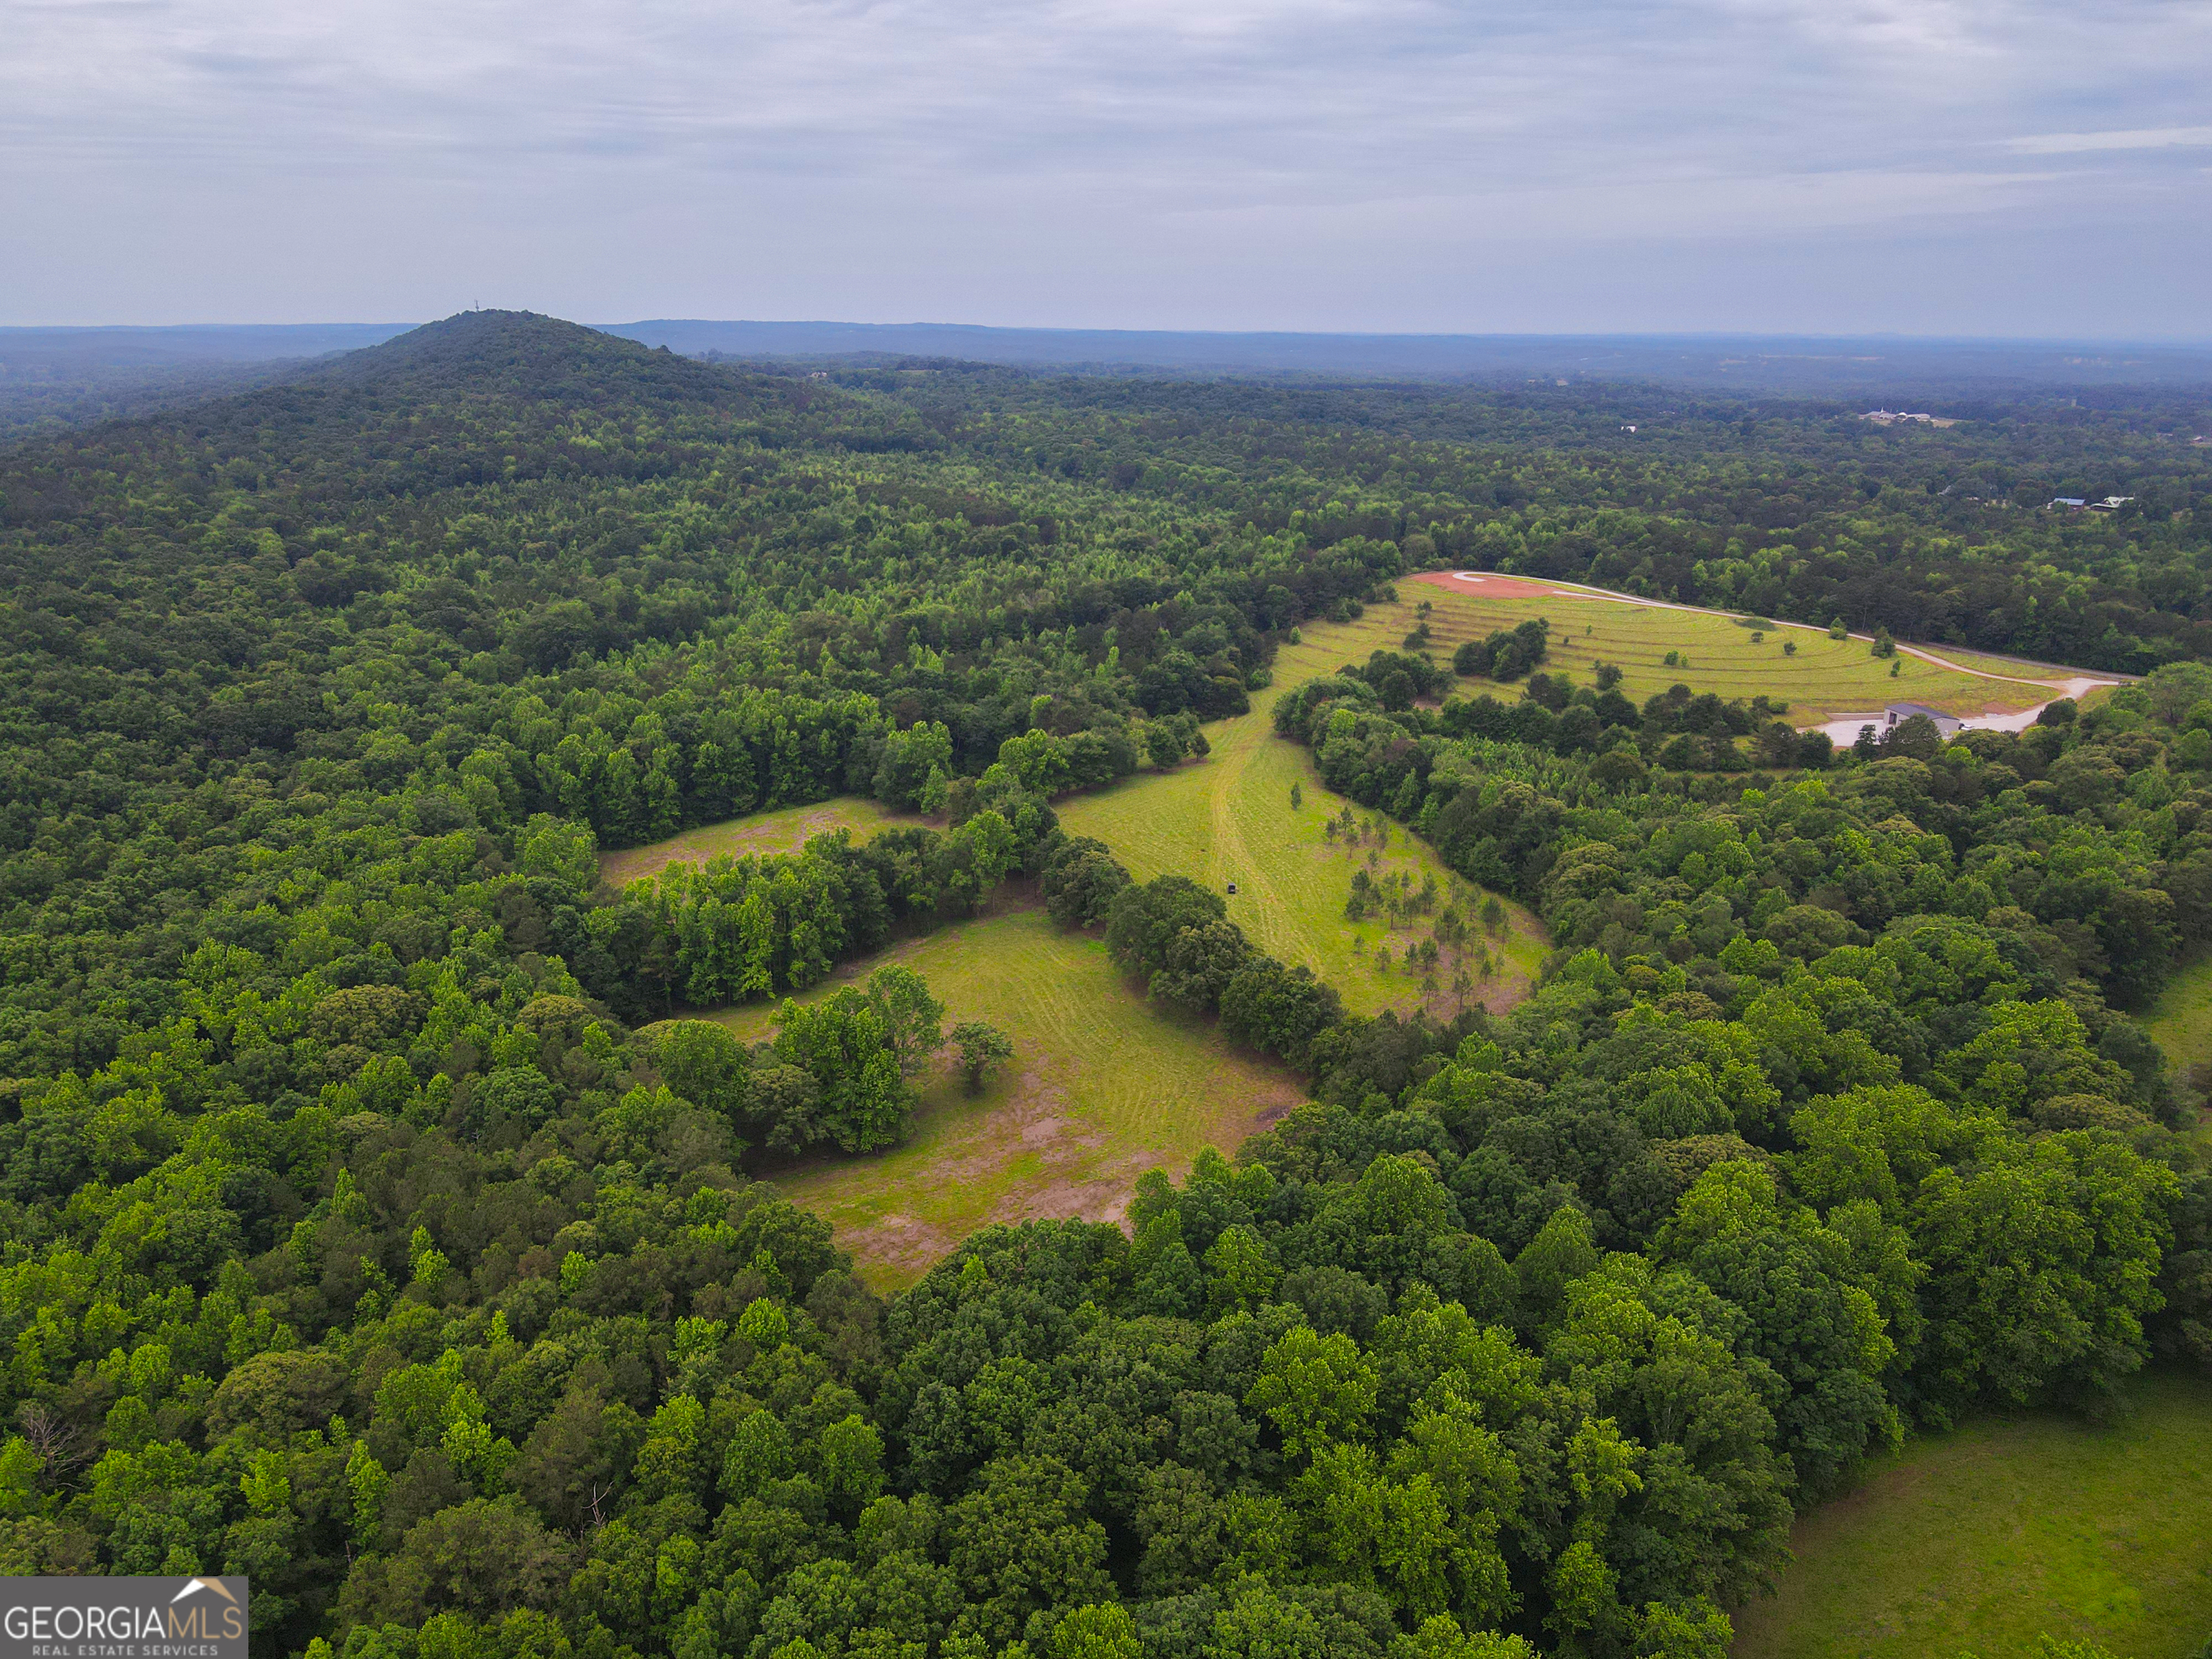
[299,309,757,409]
[0,310,873,516]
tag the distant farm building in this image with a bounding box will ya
[1886,702,1962,738]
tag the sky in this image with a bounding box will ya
[4,0,2209,336]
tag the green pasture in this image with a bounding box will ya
[1058,617,1549,1019]
[2147,955,2212,1155]
[711,905,1303,1290]
[1406,580,2067,722]
[1730,1369,2212,1659]
[598,795,919,889]
[2148,956,2212,1080]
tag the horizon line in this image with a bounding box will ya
[5,317,2212,351]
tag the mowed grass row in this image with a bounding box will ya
[598,796,922,889]
[704,905,1303,1290]
[1403,580,2066,721]
[1058,615,1548,1019]
[1729,1369,2212,1659]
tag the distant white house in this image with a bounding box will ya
[2087,495,2135,513]
[1862,410,1958,427]
[1885,702,1962,737]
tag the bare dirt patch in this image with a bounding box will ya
[1408,570,1559,601]
[841,1213,957,1277]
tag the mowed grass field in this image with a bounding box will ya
[2147,955,2212,1156]
[1058,616,1549,1019]
[707,903,1303,1290]
[1730,1370,2212,1659]
[1404,575,2070,723]
[598,796,922,888]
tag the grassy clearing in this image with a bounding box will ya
[2147,957,2212,1079]
[1405,580,2067,723]
[598,796,922,889]
[2147,955,2212,1156]
[711,904,1303,1290]
[1058,616,1549,1019]
[1730,1370,2212,1659]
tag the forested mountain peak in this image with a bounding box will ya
[302,308,763,410]
[0,310,855,531]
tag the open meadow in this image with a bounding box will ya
[598,795,922,888]
[1405,571,2072,723]
[2148,954,2212,1156]
[703,902,1303,1289]
[1730,1370,2212,1659]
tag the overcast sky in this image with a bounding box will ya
[4,0,2209,335]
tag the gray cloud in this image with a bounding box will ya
[2002,125,2212,154]
[2,0,2207,331]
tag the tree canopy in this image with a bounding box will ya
[0,312,2204,1659]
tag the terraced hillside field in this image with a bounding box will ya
[1404,572,2073,723]
[701,903,1303,1288]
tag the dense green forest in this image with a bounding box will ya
[835,361,2212,673]
[0,312,2206,1659]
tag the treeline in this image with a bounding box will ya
[1069,848,1346,1070]
[608,809,1045,1016]
[1278,660,2212,1007]
[637,966,1014,1161]
[595,714,1219,1020]
[1275,671,1831,833]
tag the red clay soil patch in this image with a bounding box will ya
[1409,570,1558,601]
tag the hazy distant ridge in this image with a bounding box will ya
[603,320,2212,388]
[6,318,2212,392]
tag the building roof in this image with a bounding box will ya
[1887,702,1959,721]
